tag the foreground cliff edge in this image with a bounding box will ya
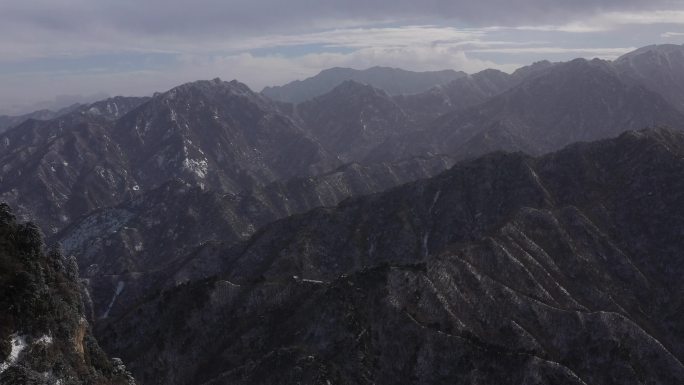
[0,203,135,384]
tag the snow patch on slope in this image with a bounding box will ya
[0,334,27,374]
[429,189,441,213]
[183,158,208,179]
[102,281,125,319]
[35,335,53,345]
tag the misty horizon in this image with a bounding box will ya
[3,45,682,116]
[1,0,683,114]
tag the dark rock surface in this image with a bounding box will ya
[98,128,684,385]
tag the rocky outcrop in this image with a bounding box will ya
[0,203,135,384]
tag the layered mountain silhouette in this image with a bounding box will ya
[393,68,518,124]
[0,105,80,134]
[369,57,684,162]
[262,66,466,103]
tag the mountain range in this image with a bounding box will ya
[262,66,466,104]
[1,43,684,384]
[98,128,684,384]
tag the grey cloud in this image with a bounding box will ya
[2,0,679,38]
[0,0,681,111]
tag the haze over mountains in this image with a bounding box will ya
[2,43,684,384]
[262,67,467,104]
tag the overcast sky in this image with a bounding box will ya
[1,0,683,114]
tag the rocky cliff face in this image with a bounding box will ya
[97,128,684,384]
[0,203,135,384]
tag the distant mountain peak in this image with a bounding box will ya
[614,43,684,111]
[327,79,389,97]
[262,66,466,103]
[154,78,270,111]
[167,78,253,95]
[616,43,684,61]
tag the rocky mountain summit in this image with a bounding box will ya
[0,79,339,234]
[98,128,684,384]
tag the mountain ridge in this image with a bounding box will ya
[367,57,684,163]
[262,66,467,103]
[97,127,684,385]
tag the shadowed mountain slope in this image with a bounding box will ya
[98,128,684,385]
